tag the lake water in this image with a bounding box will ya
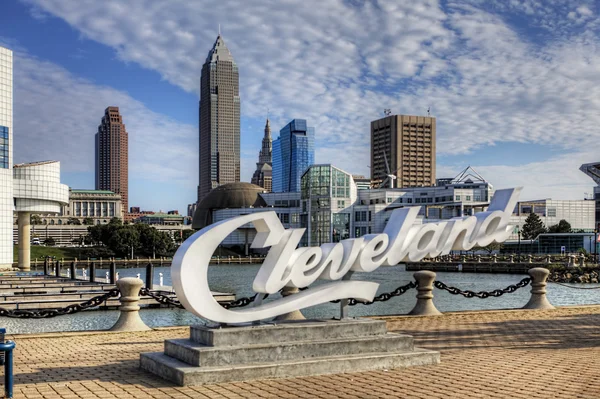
[3,264,600,334]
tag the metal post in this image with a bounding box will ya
[55,260,61,278]
[109,262,117,285]
[595,228,598,264]
[89,262,96,283]
[518,231,521,262]
[339,271,354,319]
[145,263,154,290]
[43,257,48,275]
[0,341,15,399]
[70,262,76,280]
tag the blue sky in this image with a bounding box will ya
[2,0,600,213]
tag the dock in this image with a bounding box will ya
[0,274,235,310]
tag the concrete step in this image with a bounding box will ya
[190,319,388,347]
[165,333,414,367]
[140,347,440,386]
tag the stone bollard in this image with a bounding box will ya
[510,254,515,263]
[523,268,555,310]
[275,287,306,321]
[409,271,442,316]
[110,278,151,332]
[528,255,533,264]
[159,272,164,287]
[492,254,497,263]
[476,255,481,263]
[546,255,551,264]
[579,254,585,268]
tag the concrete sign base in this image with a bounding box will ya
[140,319,439,386]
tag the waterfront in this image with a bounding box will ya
[2,264,600,334]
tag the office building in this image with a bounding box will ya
[95,106,129,215]
[251,119,273,191]
[508,199,595,240]
[0,46,13,268]
[198,34,240,202]
[371,114,436,188]
[272,119,315,193]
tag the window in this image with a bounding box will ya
[387,197,393,203]
[0,126,8,169]
[547,208,556,217]
[456,195,461,201]
[407,198,412,203]
[466,195,471,201]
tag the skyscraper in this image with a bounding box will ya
[0,46,13,268]
[95,106,129,215]
[272,119,315,192]
[371,114,436,188]
[198,34,240,202]
[251,119,272,191]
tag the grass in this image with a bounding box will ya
[13,245,84,262]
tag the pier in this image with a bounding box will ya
[6,305,600,398]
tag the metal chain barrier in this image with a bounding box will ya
[138,288,267,309]
[433,277,531,298]
[327,281,418,306]
[0,289,120,319]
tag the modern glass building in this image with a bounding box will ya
[301,164,355,246]
[272,119,315,193]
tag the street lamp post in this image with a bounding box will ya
[517,225,521,263]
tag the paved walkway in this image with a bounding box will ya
[7,306,600,399]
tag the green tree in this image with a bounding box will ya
[135,224,174,257]
[67,217,81,225]
[82,217,94,226]
[109,226,141,257]
[43,237,56,246]
[521,213,546,240]
[547,219,572,234]
[30,214,42,225]
[473,242,504,254]
[109,217,122,226]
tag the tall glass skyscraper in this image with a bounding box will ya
[272,119,315,192]
[197,35,240,202]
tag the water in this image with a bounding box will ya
[3,265,600,334]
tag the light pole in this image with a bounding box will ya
[516,225,521,263]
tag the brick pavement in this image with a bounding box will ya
[6,306,600,399]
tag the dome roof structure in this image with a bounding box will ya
[193,182,268,229]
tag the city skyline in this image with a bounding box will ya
[2,1,600,213]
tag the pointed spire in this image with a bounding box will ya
[264,118,271,138]
[205,34,234,64]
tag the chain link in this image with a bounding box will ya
[0,289,120,319]
[433,277,531,298]
[138,288,266,309]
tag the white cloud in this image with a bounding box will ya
[14,0,600,202]
[13,52,197,186]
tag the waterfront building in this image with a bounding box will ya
[272,119,315,193]
[95,106,129,215]
[251,119,273,191]
[508,199,595,240]
[198,34,240,203]
[28,189,123,226]
[352,175,372,190]
[0,46,13,269]
[371,114,436,188]
[192,165,493,252]
[136,213,185,226]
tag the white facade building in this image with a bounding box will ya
[508,199,595,240]
[0,46,13,268]
[0,45,69,270]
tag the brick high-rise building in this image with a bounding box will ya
[95,106,128,215]
[198,34,240,202]
[371,114,436,188]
